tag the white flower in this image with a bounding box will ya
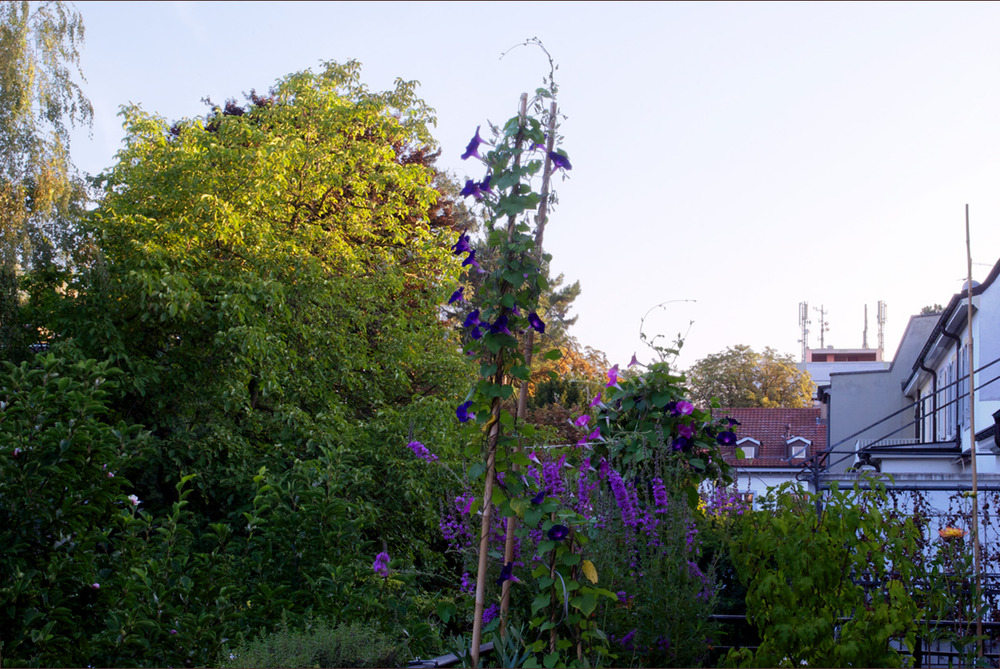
[128,494,140,507]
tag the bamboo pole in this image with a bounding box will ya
[500,100,559,628]
[470,93,528,669]
[964,204,984,659]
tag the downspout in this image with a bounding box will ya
[942,328,963,447]
[917,358,937,441]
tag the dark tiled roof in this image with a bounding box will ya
[714,407,827,468]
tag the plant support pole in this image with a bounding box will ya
[501,100,559,626]
[470,93,528,669]
[965,203,984,659]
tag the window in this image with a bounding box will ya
[736,437,759,460]
[787,437,810,459]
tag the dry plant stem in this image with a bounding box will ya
[500,99,560,630]
[470,93,528,668]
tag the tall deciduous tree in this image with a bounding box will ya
[686,344,814,408]
[0,0,91,270]
[56,62,470,512]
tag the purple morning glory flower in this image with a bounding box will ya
[725,417,741,426]
[461,125,484,160]
[457,401,475,423]
[462,250,481,269]
[448,287,465,304]
[528,312,545,333]
[548,151,572,170]
[573,414,590,427]
[460,179,486,200]
[497,561,520,586]
[463,309,481,328]
[677,423,694,439]
[480,174,492,192]
[628,353,641,367]
[666,400,695,417]
[452,234,473,255]
[531,490,547,505]
[547,524,570,541]
[587,428,601,441]
[470,326,483,340]
[589,392,602,408]
[606,365,620,388]
[672,435,692,452]
[489,315,512,336]
[717,430,737,446]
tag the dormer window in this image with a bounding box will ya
[787,437,811,459]
[736,437,759,460]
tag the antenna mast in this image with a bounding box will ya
[877,300,887,354]
[863,305,869,349]
[798,301,810,362]
[814,305,830,349]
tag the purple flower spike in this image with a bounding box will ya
[548,151,572,170]
[457,401,475,423]
[407,440,439,462]
[462,125,484,160]
[448,287,465,304]
[528,312,545,333]
[452,233,473,255]
[373,551,391,578]
[547,524,570,541]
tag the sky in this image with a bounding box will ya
[66,1,1000,371]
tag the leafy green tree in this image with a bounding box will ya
[0,0,91,271]
[52,61,470,518]
[686,345,814,408]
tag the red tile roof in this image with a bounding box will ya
[714,407,827,468]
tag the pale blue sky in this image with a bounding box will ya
[69,1,1000,371]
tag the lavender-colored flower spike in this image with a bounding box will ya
[373,551,391,577]
[461,125,484,160]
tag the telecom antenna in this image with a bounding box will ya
[814,305,830,349]
[798,301,810,362]
[877,300,886,354]
[863,305,869,349]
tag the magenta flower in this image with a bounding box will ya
[587,428,601,441]
[677,423,694,439]
[373,551,391,578]
[589,392,602,408]
[448,287,465,304]
[169,629,178,635]
[548,151,572,170]
[628,353,640,367]
[573,414,590,427]
[666,400,694,416]
[456,401,475,423]
[461,495,475,514]
[606,364,620,388]
[91,583,100,590]
[461,125,484,160]
[528,312,545,333]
